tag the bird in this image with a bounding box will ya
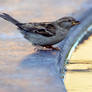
[0,13,80,50]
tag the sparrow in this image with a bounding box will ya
[0,13,80,50]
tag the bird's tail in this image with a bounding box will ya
[0,13,20,26]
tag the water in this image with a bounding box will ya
[65,62,92,92]
[0,0,92,92]
[65,36,92,92]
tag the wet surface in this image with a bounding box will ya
[65,36,92,92]
[0,0,92,92]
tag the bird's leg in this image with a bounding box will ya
[44,45,60,51]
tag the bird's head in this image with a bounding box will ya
[56,17,80,29]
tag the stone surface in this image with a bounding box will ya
[0,37,66,92]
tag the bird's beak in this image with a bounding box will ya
[72,21,80,25]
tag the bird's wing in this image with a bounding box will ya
[17,22,56,37]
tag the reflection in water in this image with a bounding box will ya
[65,36,92,92]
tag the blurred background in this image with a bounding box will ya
[0,0,92,92]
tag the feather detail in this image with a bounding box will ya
[17,22,56,37]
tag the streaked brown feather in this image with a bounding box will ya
[18,22,56,37]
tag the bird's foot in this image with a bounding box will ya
[44,45,60,51]
[34,45,60,51]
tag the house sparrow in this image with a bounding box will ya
[0,13,80,50]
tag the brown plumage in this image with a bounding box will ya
[0,13,80,50]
